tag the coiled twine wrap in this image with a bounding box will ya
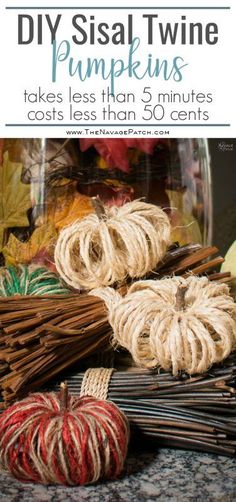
[0,392,129,486]
[93,276,236,375]
[54,199,171,290]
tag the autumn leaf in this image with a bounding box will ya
[2,224,57,266]
[78,179,135,208]
[166,189,202,246]
[55,194,93,229]
[35,182,93,229]
[79,139,161,173]
[0,151,31,251]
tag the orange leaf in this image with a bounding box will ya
[2,224,58,266]
[36,183,93,229]
[55,193,93,229]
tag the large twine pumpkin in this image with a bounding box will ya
[54,198,171,290]
[93,276,236,375]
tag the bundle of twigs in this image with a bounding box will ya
[155,242,229,282]
[0,244,231,406]
[54,354,236,457]
[0,294,111,405]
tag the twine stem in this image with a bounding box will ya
[60,381,68,411]
[175,285,188,311]
[91,196,106,219]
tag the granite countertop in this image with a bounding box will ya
[1,446,236,502]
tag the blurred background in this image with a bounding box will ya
[0,138,235,269]
[209,139,236,255]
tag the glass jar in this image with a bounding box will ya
[0,138,212,269]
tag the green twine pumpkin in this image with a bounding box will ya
[0,265,69,297]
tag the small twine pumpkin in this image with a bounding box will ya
[0,383,129,486]
[93,276,236,375]
[54,198,171,290]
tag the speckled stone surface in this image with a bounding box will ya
[1,447,236,502]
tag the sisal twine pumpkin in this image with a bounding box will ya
[93,276,236,375]
[54,198,171,290]
[0,383,129,486]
